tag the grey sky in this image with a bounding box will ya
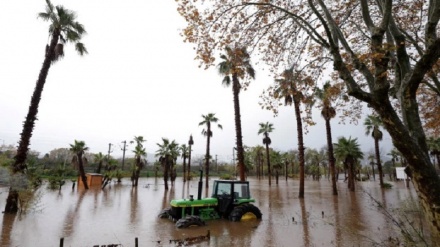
[0,0,393,163]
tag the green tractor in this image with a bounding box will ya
[158,171,262,228]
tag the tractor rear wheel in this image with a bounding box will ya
[229,204,262,222]
[176,215,205,228]
[158,208,172,219]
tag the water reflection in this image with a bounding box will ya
[0,178,433,246]
[331,195,342,247]
[62,189,87,238]
[299,198,311,247]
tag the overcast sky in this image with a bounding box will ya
[0,0,393,163]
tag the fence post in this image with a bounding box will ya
[135,237,138,247]
[59,237,64,247]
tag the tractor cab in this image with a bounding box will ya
[212,180,253,217]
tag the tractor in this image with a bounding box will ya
[158,171,262,228]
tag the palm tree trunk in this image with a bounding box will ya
[325,118,338,195]
[188,146,192,181]
[293,97,305,198]
[4,29,61,214]
[265,142,271,186]
[164,158,169,190]
[78,154,89,190]
[232,76,246,181]
[375,138,384,187]
[183,156,187,182]
[205,128,211,188]
[14,29,60,172]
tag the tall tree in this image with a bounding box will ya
[180,144,189,182]
[69,140,89,190]
[156,138,179,190]
[271,68,313,198]
[4,0,87,214]
[131,136,146,187]
[14,0,87,172]
[217,46,255,182]
[258,122,275,186]
[314,82,338,195]
[334,137,363,192]
[199,113,222,188]
[364,115,385,187]
[177,0,440,234]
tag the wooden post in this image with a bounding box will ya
[135,237,138,247]
[59,238,64,247]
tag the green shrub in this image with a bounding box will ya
[219,174,233,180]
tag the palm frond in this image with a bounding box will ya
[75,42,88,55]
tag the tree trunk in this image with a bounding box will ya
[183,156,187,182]
[188,146,192,181]
[375,102,440,235]
[4,30,61,214]
[205,125,211,188]
[163,158,169,190]
[293,96,305,198]
[78,154,89,190]
[232,75,246,181]
[374,138,384,187]
[265,142,271,186]
[325,118,338,195]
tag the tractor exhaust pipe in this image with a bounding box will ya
[197,169,203,200]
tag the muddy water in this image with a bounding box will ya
[0,177,432,246]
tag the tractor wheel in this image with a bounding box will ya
[229,204,262,222]
[158,208,172,219]
[175,215,205,228]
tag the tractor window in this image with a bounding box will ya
[217,183,231,196]
[233,183,250,199]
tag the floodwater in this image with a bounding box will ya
[0,177,436,247]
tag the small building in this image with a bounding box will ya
[77,173,103,188]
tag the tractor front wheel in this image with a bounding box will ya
[229,204,262,222]
[176,215,206,228]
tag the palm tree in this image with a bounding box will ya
[199,113,222,188]
[258,122,275,186]
[180,144,189,182]
[156,138,180,190]
[314,82,338,195]
[387,148,400,180]
[271,150,283,185]
[333,137,364,191]
[4,0,87,214]
[94,152,105,174]
[131,136,146,187]
[217,46,255,182]
[364,115,384,187]
[274,68,309,198]
[367,152,376,181]
[13,0,87,173]
[427,137,440,170]
[69,140,89,190]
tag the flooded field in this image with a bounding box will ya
[0,177,435,246]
